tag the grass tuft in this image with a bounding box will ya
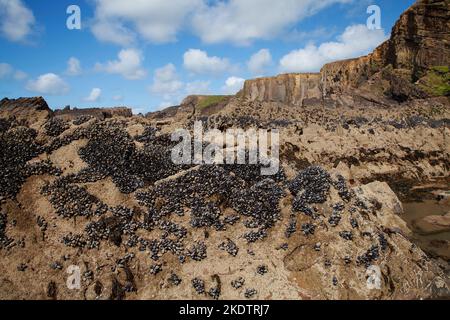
[197,95,230,110]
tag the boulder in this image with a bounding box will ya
[414,212,450,234]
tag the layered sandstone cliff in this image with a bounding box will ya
[241,73,322,105]
[242,0,450,104]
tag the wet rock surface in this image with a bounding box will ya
[414,213,450,234]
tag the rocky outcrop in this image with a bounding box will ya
[0,97,53,127]
[0,97,51,112]
[323,0,450,92]
[242,0,450,105]
[54,106,133,120]
[380,0,450,80]
[147,95,233,122]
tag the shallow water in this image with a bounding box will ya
[402,199,450,260]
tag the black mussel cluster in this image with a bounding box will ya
[187,241,207,261]
[78,122,185,194]
[244,288,257,299]
[135,126,158,143]
[218,238,239,257]
[84,206,140,248]
[243,229,267,243]
[137,165,284,247]
[44,126,90,154]
[73,115,93,126]
[329,202,345,227]
[44,118,69,137]
[192,278,205,294]
[356,245,380,267]
[149,264,163,275]
[196,114,293,132]
[62,233,87,248]
[42,179,108,219]
[136,165,237,217]
[232,178,284,234]
[222,161,285,185]
[290,166,332,216]
[256,265,268,275]
[190,200,224,230]
[350,217,359,229]
[0,126,42,199]
[301,223,315,236]
[378,233,388,251]
[0,118,11,133]
[339,231,353,241]
[328,212,342,227]
[36,216,48,233]
[285,216,297,238]
[208,286,221,300]
[231,277,245,289]
[168,273,182,286]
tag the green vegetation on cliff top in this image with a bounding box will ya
[197,95,230,110]
[419,66,450,96]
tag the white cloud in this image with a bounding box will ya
[248,49,272,75]
[183,49,230,75]
[0,63,13,78]
[155,79,211,106]
[91,20,135,47]
[13,70,28,81]
[150,63,212,106]
[91,0,201,45]
[113,95,123,101]
[95,49,147,80]
[150,63,184,99]
[89,0,355,46]
[158,101,175,110]
[0,0,35,42]
[191,0,352,45]
[185,80,210,95]
[222,76,245,94]
[84,88,102,102]
[279,24,388,72]
[66,57,82,76]
[283,27,332,43]
[0,62,27,81]
[26,73,69,95]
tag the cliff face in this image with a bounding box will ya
[382,0,450,79]
[241,73,322,105]
[323,0,450,86]
[242,0,450,104]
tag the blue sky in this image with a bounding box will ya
[0,0,415,113]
